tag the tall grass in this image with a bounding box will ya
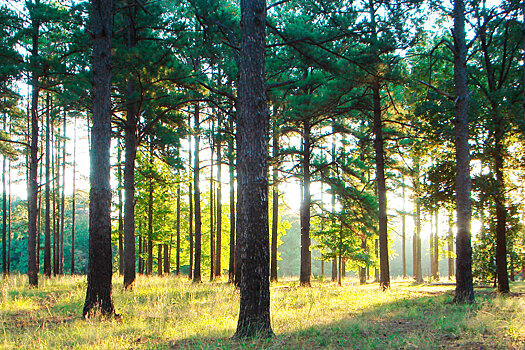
[1,275,523,349]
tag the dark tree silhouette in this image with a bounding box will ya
[234,0,273,338]
[82,0,116,317]
[453,0,474,304]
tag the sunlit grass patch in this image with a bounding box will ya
[1,275,524,349]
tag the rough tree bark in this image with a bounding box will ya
[228,125,236,283]
[215,134,222,277]
[188,115,193,280]
[299,121,311,287]
[452,0,474,304]
[209,129,215,281]
[372,80,390,290]
[27,0,41,287]
[82,0,115,317]
[117,143,123,276]
[193,104,202,283]
[270,116,279,282]
[234,0,273,338]
[123,0,138,289]
[176,184,181,275]
[71,117,77,275]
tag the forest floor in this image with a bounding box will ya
[0,275,524,349]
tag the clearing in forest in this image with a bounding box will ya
[0,276,524,349]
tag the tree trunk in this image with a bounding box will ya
[147,239,153,275]
[299,121,311,287]
[210,130,215,281]
[228,128,236,284]
[494,126,509,293]
[430,213,435,280]
[27,0,41,287]
[452,0,474,304]
[270,117,279,282]
[176,184,181,275]
[414,158,423,283]
[359,237,367,285]
[234,0,273,337]
[59,111,66,275]
[123,1,138,289]
[331,258,337,282]
[7,159,11,274]
[188,115,194,280]
[117,142,123,276]
[434,210,439,281]
[54,122,60,276]
[372,80,390,290]
[193,104,202,283]
[2,153,6,277]
[138,236,143,274]
[402,184,406,279]
[157,243,162,275]
[448,209,454,279]
[147,155,154,276]
[52,127,57,276]
[83,0,115,317]
[215,137,222,277]
[374,238,379,282]
[71,117,77,275]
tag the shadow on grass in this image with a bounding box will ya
[166,286,524,350]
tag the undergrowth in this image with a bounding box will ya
[1,275,523,349]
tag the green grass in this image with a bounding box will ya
[1,275,524,349]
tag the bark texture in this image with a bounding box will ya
[82,0,115,317]
[452,0,474,304]
[234,0,273,338]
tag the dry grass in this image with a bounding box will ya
[1,275,524,349]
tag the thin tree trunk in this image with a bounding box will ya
[210,128,215,281]
[59,110,66,275]
[176,183,181,275]
[138,235,143,274]
[123,0,138,289]
[414,158,423,283]
[331,258,337,282]
[54,122,59,276]
[494,127,509,293]
[117,142,123,276]
[215,136,222,277]
[158,243,162,276]
[374,238,379,282]
[300,121,311,287]
[228,129,235,283]
[44,93,51,277]
[27,0,41,287]
[71,117,77,275]
[193,104,202,283]
[52,126,57,276]
[359,237,367,285]
[434,210,439,281]
[372,80,390,290]
[83,0,115,317]
[234,0,272,337]
[402,184,406,279]
[430,213,435,280]
[147,239,153,275]
[147,144,154,276]
[164,243,169,275]
[2,154,6,277]
[270,116,279,282]
[7,159,11,274]
[188,115,194,280]
[448,209,454,279]
[452,0,474,304]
